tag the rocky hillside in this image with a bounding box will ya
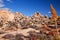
[0,5,60,40]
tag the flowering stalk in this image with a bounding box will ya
[55,19,58,34]
[50,4,58,36]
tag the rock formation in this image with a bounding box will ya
[0,5,59,40]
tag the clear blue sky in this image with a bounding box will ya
[1,0,60,16]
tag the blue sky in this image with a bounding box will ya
[0,0,60,16]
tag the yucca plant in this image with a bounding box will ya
[50,4,60,40]
[50,4,58,33]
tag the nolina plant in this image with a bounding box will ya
[50,4,60,40]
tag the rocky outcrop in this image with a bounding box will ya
[0,4,60,40]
